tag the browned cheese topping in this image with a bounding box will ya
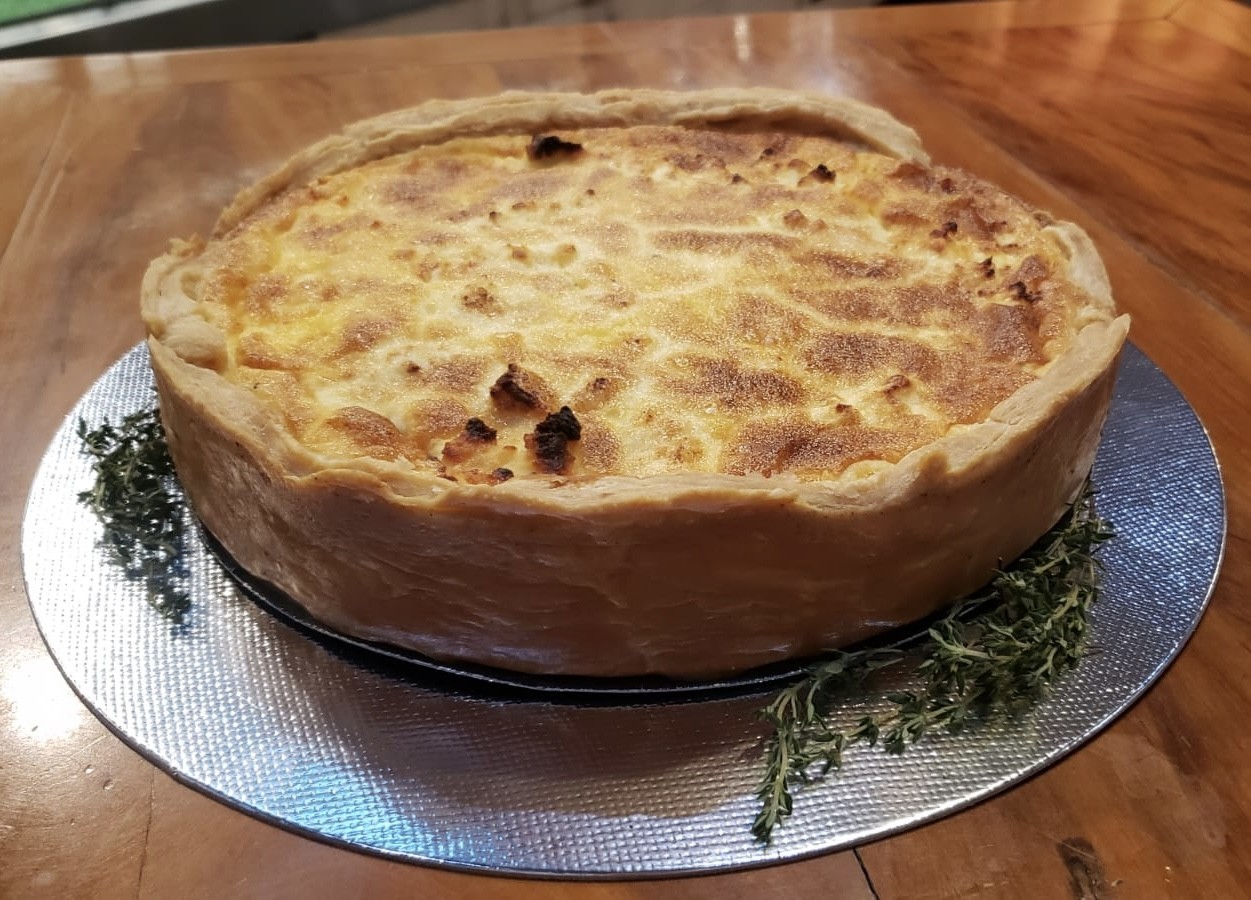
[190,125,1085,483]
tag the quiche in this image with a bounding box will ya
[141,89,1129,679]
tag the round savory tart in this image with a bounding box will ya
[141,88,1129,679]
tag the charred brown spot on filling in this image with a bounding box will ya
[1011,281,1042,303]
[930,221,958,240]
[980,258,996,278]
[442,417,499,464]
[782,209,809,230]
[464,417,497,441]
[799,163,835,186]
[1006,255,1049,302]
[490,363,550,412]
[941,196,1006,241]
[527,134,584,161]
[541,406,582,439]
[527,406,582,474]
[490,467,514,484]
[572,374,624,411]
[461,285,499,313]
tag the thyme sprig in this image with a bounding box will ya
[77,407,191,623]
[753,481,1112,842]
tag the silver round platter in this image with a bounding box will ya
[21,342,1224,877]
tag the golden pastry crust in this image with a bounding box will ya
[142,88,1129,678]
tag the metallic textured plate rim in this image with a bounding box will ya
[19,342,1225,878]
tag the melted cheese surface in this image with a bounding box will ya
[193,125,1083,483]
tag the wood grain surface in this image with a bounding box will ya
[1,1,1249,897]
[0,84,67,257]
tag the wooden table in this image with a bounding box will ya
[2,1,1248,896]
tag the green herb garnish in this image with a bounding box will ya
[753,481,1112,842]
[77,407,190,623]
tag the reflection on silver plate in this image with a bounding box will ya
[21,344,1224,877]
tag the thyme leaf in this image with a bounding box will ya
[76,407,190,623]
[753,480,1112,842]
